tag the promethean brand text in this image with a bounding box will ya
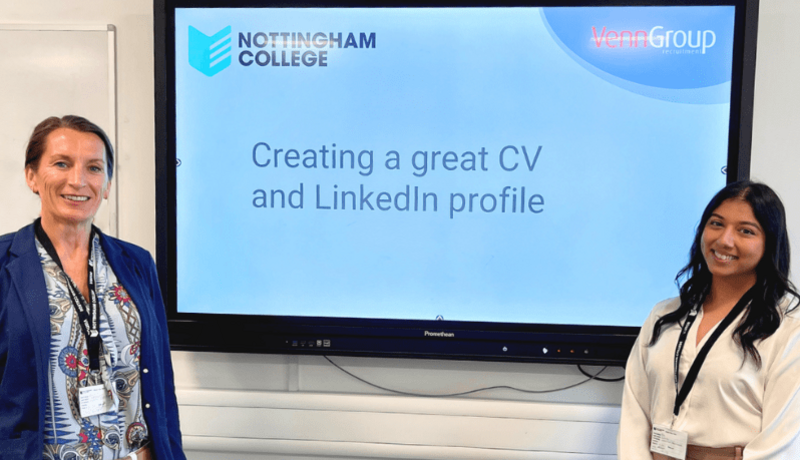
[425,331,455,338]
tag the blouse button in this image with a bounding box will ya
[143,368,149,374]
[145,403,151,409]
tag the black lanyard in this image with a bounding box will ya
[35,219,102,373]
[672,287,755,416]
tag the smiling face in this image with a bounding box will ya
[701,198,766,286]
[25,128,111,229]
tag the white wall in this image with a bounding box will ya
[750,0,800,282]
[0,0,157,250]
[2,0,799,458]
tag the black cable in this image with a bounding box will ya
[577,364,625,382]
[324,356,618,397]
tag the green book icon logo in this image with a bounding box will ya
[189,26,232,77]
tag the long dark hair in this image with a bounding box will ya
[650,181,798,367]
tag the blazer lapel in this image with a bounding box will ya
[7,225,51,380]
[98,233,149,310]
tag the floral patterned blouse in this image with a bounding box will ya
[36,233,149,460]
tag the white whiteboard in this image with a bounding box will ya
[0,25,117,236]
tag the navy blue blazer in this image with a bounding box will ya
[0,224,185,460]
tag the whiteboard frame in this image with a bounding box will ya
[0,24,118,236]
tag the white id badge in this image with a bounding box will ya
[79,384,112,418]
[650,424,688,460]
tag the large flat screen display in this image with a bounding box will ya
[155,0,757,365]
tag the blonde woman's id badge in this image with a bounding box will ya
[650,425,687,460]
[79,384,112,418]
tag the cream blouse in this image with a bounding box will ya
[618,296,800,459]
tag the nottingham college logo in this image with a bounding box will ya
[188,26,232,77]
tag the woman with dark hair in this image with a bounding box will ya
[618,181,800,460]
[0,116,186,460]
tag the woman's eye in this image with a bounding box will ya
[741,228,756,236]
[55,161,68,168]
[708,220,723,227]
[90,166,103,173]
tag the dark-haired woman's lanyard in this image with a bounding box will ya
[35,221,111,418]
[650,288,754,460]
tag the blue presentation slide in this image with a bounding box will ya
[174,6,735,327]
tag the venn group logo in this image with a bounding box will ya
[188,25,233,77]
[541,6,735,102]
